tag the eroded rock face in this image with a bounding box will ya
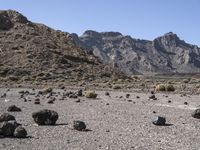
[32,109,59,125]
[74,30,200,75]
[0,10,124,84]
[0,10,29,30]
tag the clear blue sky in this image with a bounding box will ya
[1,0,199,46]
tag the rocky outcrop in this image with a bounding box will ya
[74,30,200,75]
[0,10,125,84]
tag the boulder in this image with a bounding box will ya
[14,126,27,138]
[73,121,86,131]
[7,105,22,112]
[0,120,19,137]
[152,116,166,125]
[0,113,15,122]
[32,109,59,125]
[191,108,200,119]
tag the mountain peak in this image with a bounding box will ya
[0,10,29,30]
[81,30,100,37]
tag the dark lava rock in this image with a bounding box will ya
[136,96,140,99]
[191,108,200,119]
[7,105,22,112]
[184,102,188,105]
[34,98,40,104]
[149,94,156,99]
[152,116,166,125]
[168,100,172,103]
[151,91,155,94]
[69,94,78,99]
[34,101,40,104]
[77,89,83,97]
[0,121,19,137]
[32,109,59,125]
[0,113,15,122]
[75,99,81,103]
[73,121,86,131]
[14,126,27,138]
[126,94,130,98]
[105,92,110,96]
[47,99,54,104]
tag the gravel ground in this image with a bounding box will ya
[0,88,200,150]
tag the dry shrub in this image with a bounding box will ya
[84,91,97,98]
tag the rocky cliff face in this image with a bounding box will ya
[0,10,124,84]
[73,30,200,75]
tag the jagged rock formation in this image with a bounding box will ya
[73,30,200,75]
[0,10,124,84]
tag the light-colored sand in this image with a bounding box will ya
[0,88,200,150]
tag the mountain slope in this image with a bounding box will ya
[73,30,200,75]
[0,10,124,84]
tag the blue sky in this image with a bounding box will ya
[1,0,199,46]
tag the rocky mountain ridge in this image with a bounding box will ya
[0,10,124,84]
[72,30,200,75]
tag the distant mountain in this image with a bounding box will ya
[0,10,124,84]
[71,30,200,75]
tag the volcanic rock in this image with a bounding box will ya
[32,109,59,125]
[14,126,27,138]
[7,105,22,112]
[73,121,86,131]
[152,116,166,125]
[0,113,15,122]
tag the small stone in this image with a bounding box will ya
[136,96,140,99]
[105,92,110,96]
[191,108,200,119]
[14,126,27,138]
[75,99,81,103]
[73,121,86,131]
[69,94,78,99]
[34,101,40,105]
[184,102,188,105]
[168,100,171,103]
[152,116,166,125]
[127,100,132,102]
[34,99,40,104]
[149,94,156,99]
[126,94,130,98]
[151,91,155,94]
[47,99,54,104]
[77,89,83,97]
[7,105,21,112]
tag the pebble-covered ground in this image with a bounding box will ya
[0,88,200,150]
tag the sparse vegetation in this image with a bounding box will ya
[84,91,97,98]
[165,84,175,91]
[155,84,166,91]
[155,84,175,92]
